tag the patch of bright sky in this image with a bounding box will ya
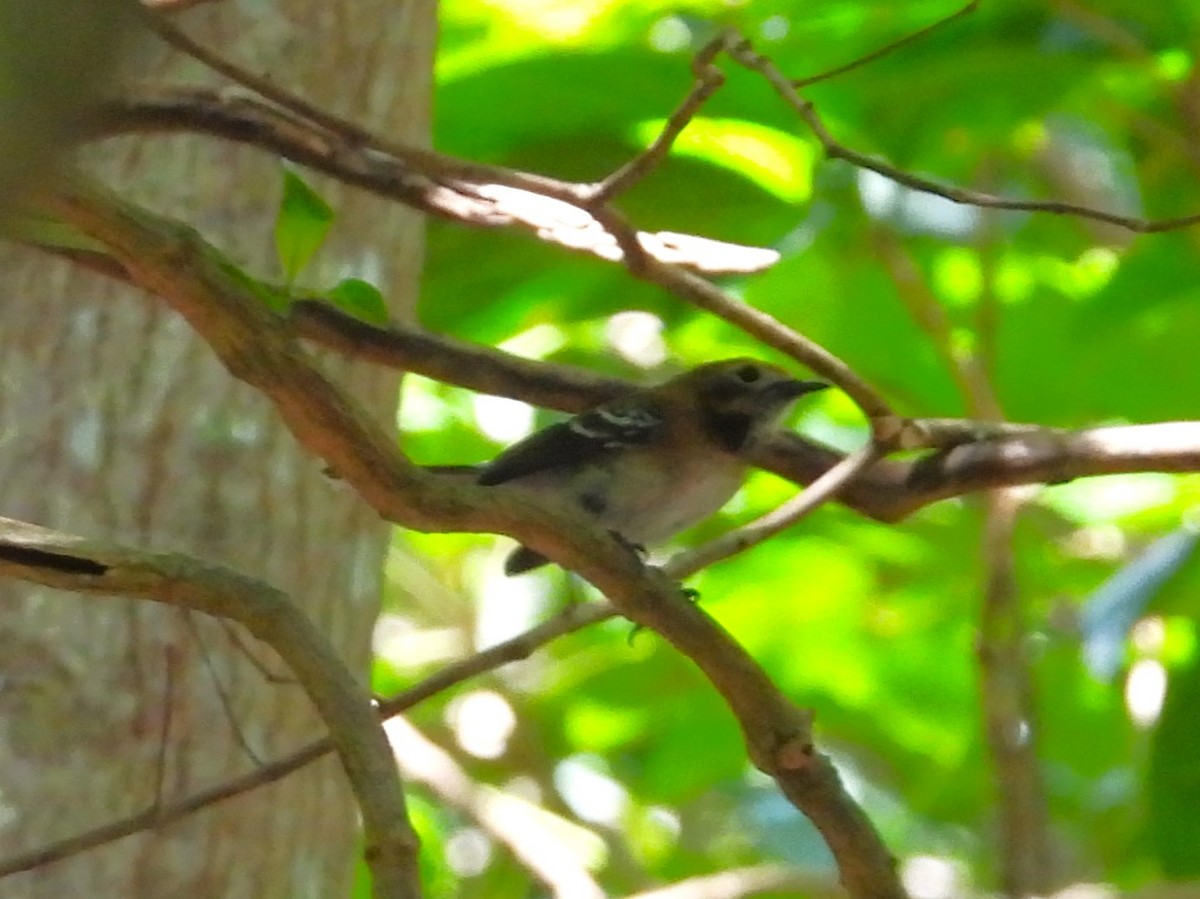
[633,117,814,203]
[399,374,453,432]
[554,754,629,826]
[857,169,980,238]
[605,310,667,367]
[473,393,534,443]
[498,322,567,359]
[902,855,970,899]
[1042,473,1179,525]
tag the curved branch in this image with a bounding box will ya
[15,236,1200,521]
[287,304,1200,519]
[0,600,614,879]
[0,517,420,899]
[86,88,778,277]
[724,31,1200,234]
[38,174,908,899]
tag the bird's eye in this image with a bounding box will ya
[734,364,760,383]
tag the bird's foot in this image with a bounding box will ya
[608,530,648,563]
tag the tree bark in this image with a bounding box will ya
[0,3,434,896]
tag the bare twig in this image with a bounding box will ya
[152,645,178,811]
[588,33,727,202]
[90,88,778,276]
[632,259,896,423]
[0,517,421,899]
[181,610,264,765]
[792,0,980,89]
[16,232,1200,524]
[979,490,1054,896]
[623,863,840,899]
[0,600,615,879]
[387,717,607,899]
[39,176,907,899]
[724,31,1200,234]
[667,443,881,576]
[141,11,379,149]
[217,617,293,684]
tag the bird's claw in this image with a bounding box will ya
[608,530,648,561]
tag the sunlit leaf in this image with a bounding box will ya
[275,167,333,282]
[327,278,390,325]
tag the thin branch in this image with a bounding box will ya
[141,11,379,148]
[588,33,727,202]
[723,31,1200,234]
[0,600,615,880]
[90,88,779,276]
[288,300,630,411]
[667,443,882,576]
[119,20,1200,246]
[792,0,980,89]
[217,617,294,684]
[624,863,840,899]
[17,231,1200,524]
[0,517,421,899]
[152,645,178,811]
[38,175,907,899]
[622,251,897,424]
[19,231,1200,525]
[978,490,1055,896]
[387,717,607,899]
[182,609,264,766]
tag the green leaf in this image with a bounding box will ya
[327,278,390,325]
[274,167,333,281]
[1147,651,1200,877]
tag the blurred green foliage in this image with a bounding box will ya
[375,1,1200,895]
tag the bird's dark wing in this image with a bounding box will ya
[478,401,663,486]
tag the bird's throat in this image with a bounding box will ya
[700,410,754,452]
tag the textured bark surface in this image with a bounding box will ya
[0,3,434,896]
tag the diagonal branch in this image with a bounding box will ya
[18,236,1200,523]
[89,86,884,416]
[723,30,1200,234]
[588,32,727,202]
[792,0,980,89]
[0,517,420,899]
[36,173,907,899]
[0,600,615,880]
[89,88,779,277]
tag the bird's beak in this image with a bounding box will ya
[770,379,830,400]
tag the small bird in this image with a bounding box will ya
[478,358,828,574]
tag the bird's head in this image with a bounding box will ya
[684,358,828,453]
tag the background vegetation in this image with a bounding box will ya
[389,1,1200,896]
[3,1,1199,897]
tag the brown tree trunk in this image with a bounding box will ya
[0,4,434,896]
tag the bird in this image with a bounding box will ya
[477,358,829,574]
